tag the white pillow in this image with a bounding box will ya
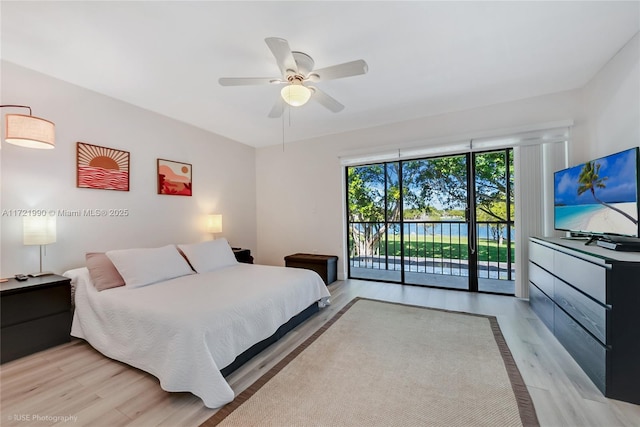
[106,245,194,288]
[178,238,238,273]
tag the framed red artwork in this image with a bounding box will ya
[77,142,130,191]
[157,158,192,196]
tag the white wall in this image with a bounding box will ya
[0,61,257,276]
[256,138,347,271]
[582,33,640,161]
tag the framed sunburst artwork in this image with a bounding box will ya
[77,142,130,191]
[157,159,192,196]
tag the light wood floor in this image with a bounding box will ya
[1,279,639,426]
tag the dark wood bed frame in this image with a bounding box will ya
[220,302,320,377]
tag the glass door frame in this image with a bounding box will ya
[346,148,514,294]
[466,152,479,292]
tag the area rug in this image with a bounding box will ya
[201,298,539,427]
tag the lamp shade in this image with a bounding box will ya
[5,114,55,149]
[206,214,223,234]
[23,216,57,245]
[281,84,311,107]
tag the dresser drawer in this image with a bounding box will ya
[529,261,554,298]
[554,278,608,344]
[529,282,555,332]
[1,283,71,327]
[1,311,71,363]
[553,250,607,304]
[554,306,607,394]
[529,241,554,272]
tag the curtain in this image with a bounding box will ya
[513,140,567,298]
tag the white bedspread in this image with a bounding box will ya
[64,264,330,408]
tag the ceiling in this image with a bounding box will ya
[1,1,638,148]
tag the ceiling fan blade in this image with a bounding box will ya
[307,59,368,82]
[265,37,298,77]
[309,87,344,113]
[218,77,282,86]
[268,97,285,118]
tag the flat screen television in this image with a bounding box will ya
[554,147,640,239]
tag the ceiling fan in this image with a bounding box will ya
[219,37,368,118]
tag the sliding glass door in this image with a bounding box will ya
[474,150,515,293]
[402,154,471,289]
[347,162,402,283]
[347,149,514,294]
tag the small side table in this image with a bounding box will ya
[233,248,254,264]
[1,274,72,363]
[284,253,338,285]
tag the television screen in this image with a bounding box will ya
[554,147,639,237]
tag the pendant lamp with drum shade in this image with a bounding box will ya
[1,104,55,149]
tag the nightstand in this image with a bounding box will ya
[232,248,254,264]
[1,274,72,363]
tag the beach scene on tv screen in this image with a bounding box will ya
[554,149,638,237]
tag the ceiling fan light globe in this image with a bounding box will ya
[281,85,311,107]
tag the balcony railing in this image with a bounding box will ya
[348,220,515,281]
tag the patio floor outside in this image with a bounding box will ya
[349,255,515,294]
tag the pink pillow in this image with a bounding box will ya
[86,252,125,291]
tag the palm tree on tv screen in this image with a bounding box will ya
[577,161,638,225]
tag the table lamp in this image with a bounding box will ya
[23,216,56,276]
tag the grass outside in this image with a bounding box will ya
[377,235,515,263]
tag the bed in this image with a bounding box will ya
[63,240,331,408]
